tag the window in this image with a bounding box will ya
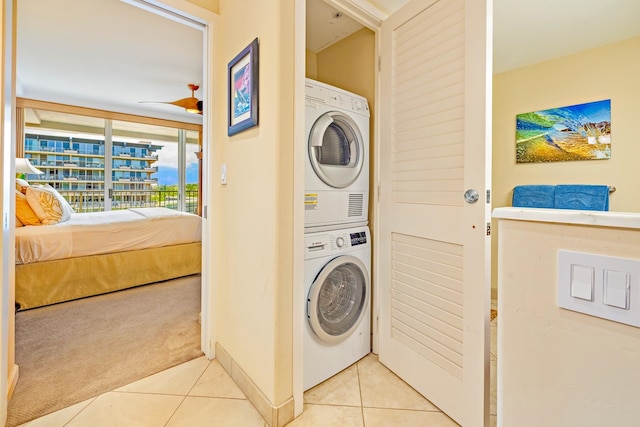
[21,103,202,214]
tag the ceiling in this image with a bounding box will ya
[16,0,640,125]
[307,0,640,73]
[17,0,204,124]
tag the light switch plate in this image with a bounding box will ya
[603,269,630,309]
[558,250,640,328]
[570,264,594,301]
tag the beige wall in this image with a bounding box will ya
[186,0,219,13]
[496,217,640,426]
[310,27,376,234]
[215,0,294,407]
[305,49,317,80]
[491,36,640,294]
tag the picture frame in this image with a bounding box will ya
[228,38,259,136]
[515,99,611,163]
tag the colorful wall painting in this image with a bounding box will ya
[515,99,611,163]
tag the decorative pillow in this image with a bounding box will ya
[16,178,29,194]
[15,216,24,227]
[25,185,73,225]
[15,190,41,226]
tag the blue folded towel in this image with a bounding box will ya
[512,185,556,208]
[554,185,609,211]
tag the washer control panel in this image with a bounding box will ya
[304,227,370,259]
[349,231,367,246]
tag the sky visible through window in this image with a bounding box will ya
[148,142,199,185]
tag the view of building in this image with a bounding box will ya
[24,133,162,211]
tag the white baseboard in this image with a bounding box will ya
[7,364,19,399]
[215,343,294,427]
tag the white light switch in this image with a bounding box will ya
[570,264,594,301]
[220,163,227,185]
[603,270,630,309]
[558,250,640,328]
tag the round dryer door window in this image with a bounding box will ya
[307,255,370,344]
[308,111,364,188]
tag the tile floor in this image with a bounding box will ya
[19,302,498,426]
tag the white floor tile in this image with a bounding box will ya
[363,408,459,427]
[189,360,246,399]
[116,356,210,396]
[66,392,183,427]
[357,354,438,411]
[490,360,497,416]
[286,404,364,427]
[491,323,498,360]
[17,398,95,427]
[166,396,265,427]
[303,364,361,407]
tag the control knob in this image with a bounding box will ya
[335,236,345,248]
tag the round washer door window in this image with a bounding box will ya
[307,255,370,344]
[308,111,364,189]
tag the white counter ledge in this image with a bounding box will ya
[492,207,640,230]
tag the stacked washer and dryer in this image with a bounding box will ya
[303,79,371,391]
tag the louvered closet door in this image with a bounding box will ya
[378,0,492,425]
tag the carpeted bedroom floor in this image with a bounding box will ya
[7,274,203,427]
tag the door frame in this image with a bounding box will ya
[0,1,219,423]
[303,0,492,424]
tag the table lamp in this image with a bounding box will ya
[15,158,43,179]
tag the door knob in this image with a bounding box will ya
[464,189,479,204]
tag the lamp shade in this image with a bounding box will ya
[15,158,43,175]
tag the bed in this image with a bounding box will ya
[15,207,202,310]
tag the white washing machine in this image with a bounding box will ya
[303,224,371,391]
[305,79,370,231]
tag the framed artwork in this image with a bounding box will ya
[228,38,259,136]
[515,99,611,163]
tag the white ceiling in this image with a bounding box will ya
[493,0,640,73]
[17,0,204,124]
[308,0,640,73]
[15,0,640,125]
[306,0,365,53]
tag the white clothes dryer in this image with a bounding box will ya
[303,224,371,391]
[305,79,370,230]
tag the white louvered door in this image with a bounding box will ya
[378,0,492,425]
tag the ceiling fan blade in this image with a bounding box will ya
[139,97,202,113]
[166,96,200,110]
[139,84,203,114]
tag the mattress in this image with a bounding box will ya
[15,207,202,264]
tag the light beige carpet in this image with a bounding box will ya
[7,274,203,427]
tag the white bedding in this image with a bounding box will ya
[15,207,202,264]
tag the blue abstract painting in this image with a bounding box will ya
[516,99,611,163]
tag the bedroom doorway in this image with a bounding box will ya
[2,0,219,423]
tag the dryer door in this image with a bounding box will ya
[307,255,370,344]
[308,111,364,188]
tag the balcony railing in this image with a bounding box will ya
[59,189,199,214]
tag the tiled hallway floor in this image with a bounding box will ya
[19,303,498,426]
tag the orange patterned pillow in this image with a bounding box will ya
[15,191,41,226]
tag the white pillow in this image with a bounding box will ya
[25,184,74,225]
[16,178,30,194]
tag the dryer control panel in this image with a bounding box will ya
[305,79,370,117]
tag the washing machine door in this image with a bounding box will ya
[308,111,364,188]
[307,255,370,344]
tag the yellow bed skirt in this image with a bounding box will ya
[15,242,201,310]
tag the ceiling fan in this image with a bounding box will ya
[141,83,203,114]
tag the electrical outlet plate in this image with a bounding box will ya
[558,250,640,328]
